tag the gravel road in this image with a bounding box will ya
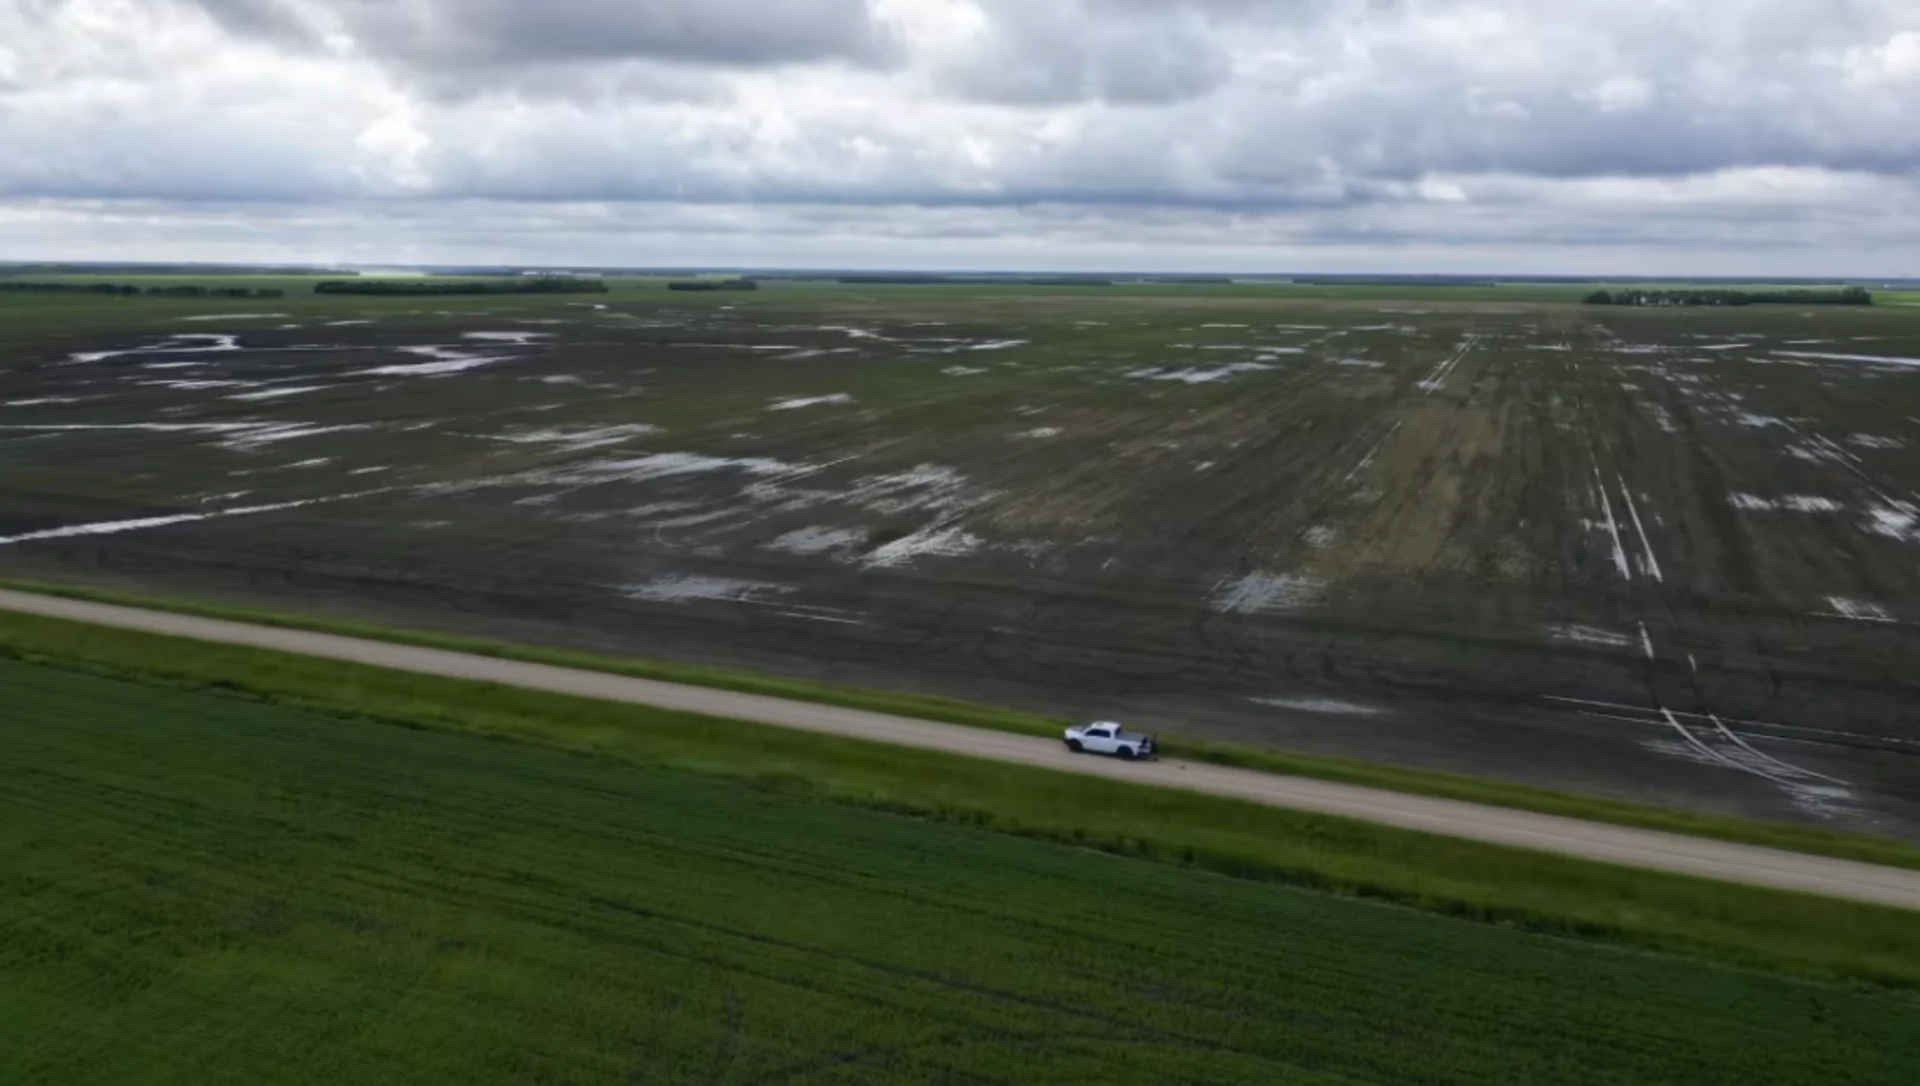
[4,586,1917,911]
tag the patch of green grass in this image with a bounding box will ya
[4,574,1918,873]
[6,659,1920,1085]
[3,607,1919,1000]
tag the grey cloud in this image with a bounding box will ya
[17,188,1920,276]
[10,0,1920,272]
[934,1,1235,105]
[186,0,320,44]
[184,0,894,70]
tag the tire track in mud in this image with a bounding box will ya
[1572,362,1857,818]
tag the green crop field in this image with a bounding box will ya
[5,656,1919,1085]
[4,605,1920,985]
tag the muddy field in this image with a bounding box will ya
[3,290,1918,835]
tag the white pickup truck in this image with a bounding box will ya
[1063,721,1157,760]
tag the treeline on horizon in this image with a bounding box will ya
[1290,276,1499,287]
[836,275,1117,286]
[1585,286,1874,307]
[0,282,286,299]
[666,279,759,292]
[312,278,610,296]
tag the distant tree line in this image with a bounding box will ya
[0,282,286,298]
[1291,276,1499,288]
[313,278,610,296]
[666,279,760,292]
[835,275,1115,286]
[1585,287,1873,307]
[148,286,288,299]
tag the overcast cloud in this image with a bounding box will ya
[1,0,1917,273]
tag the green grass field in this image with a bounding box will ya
[5,656,1919,1085]
[4,606,1920,994]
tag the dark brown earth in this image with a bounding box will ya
[3,293,1917,836]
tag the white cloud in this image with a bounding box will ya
[2,0,1919,271]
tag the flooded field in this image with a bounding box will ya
[4,291,1919,834]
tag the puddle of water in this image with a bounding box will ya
[1828,597,1895,623]
[765,526,867,556]
[219,423,373,451]
[1209,572,1325,615]
[1548,623,1636,648]
[1173,343,1305,353]
[768,393,854,411]
[846,465,989,520]
[464,331,553,345]
[1775,350,1920,367]
[1731,494,1842,513]
[151,379,253,391]
[822,325,888,341]
[1849,433,1907,450]
[1127,362,1275,385]
[0,491,379,546]
[489,424,659,452]
[863,525,982,567]
[180,313,289,322]
[227,386,332,402]
[1251,696,1382,717]
[624,575,793,604]
[1786,443,1845,464]
[358,346,511,377]
[1864,502,1919,543]
[441,451,809,495]
[1,421,263,435]
[773,605,868,626]
[67,334,242,365]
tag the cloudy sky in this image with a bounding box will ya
[2,0,1918,274]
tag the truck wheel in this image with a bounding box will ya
[1066,740,1083,753]
[1118,746,1136,760]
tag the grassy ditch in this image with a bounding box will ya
[1,606,1918,994]
[4,574,1919,873]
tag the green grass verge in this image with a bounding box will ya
[10,658,1919,1085]
[2,606,1919,997]
[3,573,1918,873]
